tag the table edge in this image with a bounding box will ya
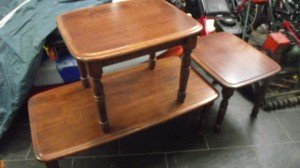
[192,54,282,88]
[28,59,218,162]
[56,0,202,62]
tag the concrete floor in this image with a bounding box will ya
[1,63,299,168]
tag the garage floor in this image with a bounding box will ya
[1,64,299,168]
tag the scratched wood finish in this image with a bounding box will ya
[28,57,218,162]
[56,0,202,62]
[192,32,281,88]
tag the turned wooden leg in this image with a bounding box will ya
[88,62,110,133]
[251,78,272,118]
[45,161,60,168]
[198,102,214,136]
[177,36,197,102]
[76,60,90,88]
[214,88,234,133]
[149,52,156,70]
[177,48,191,102]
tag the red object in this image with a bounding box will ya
[237,0,268,13]
[197,17,216,36]
[198,16,208,36]
[48,47,57,60]
[262,32,290,54]
[282,21,300,44]
[237,0,249,13]
[44,46,57,61]
[251,0,268,5]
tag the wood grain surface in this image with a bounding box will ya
[192,32,281,88]
[28,57,218,162]
[56,0,202,61]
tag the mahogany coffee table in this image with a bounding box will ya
[28,57,218,168]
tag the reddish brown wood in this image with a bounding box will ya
[214,88,234,133]
[192,32,281,88]
[191,32,281,132]
[56,0,202,130]
[0,161,5,168]
[86,62,110,133]
[177,35,198,102]
[28,57,218,162]
[56,0,202,62]
[76,60,89,88]
[149,53,156,70]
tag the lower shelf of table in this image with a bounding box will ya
[28,57,218,162]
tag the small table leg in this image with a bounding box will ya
[87,62,110,133]
[76,60,90,88]
[198,102,214,136]
[149,52,156,70]
[177,48,191,102]
[45,161,60,168]
[251,78,272,118]
[177,36,197,102]
[214,87,234,133]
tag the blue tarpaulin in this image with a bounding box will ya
[0,0,22,20]
[0,0,111,139]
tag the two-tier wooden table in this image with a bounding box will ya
[28,1,219,167]
[56,0,202,132]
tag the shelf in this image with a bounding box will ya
[28,57,218,162]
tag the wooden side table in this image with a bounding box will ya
[57,0,202,133]
[191,33,281,132]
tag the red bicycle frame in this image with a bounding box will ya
[236,0,268,12]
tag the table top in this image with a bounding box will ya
[192,33,281,88]
[56,0,202,61]
[28,57,217,161]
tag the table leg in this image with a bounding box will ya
[87,62,110,133]
[45,161,60,168]
[76,60,90,88]
[251,78,272,118]
[198,102,214,136]
[212,80,218,85]
[177,36,197,102]
[214,87,234,133]
[149,52,156,70]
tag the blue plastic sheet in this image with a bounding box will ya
[0,0,21,20]
[0,0,111,139]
